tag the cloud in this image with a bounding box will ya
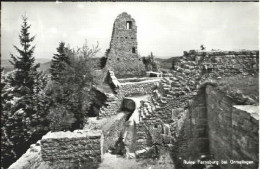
[48,27,58,34]
[77,4,84,9]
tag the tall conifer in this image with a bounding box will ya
[2,16,49,168]
[9,16,39,95]
[50,42,70,82]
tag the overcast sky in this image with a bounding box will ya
[1,2,259,60]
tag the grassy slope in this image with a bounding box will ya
[155,56,182,70]
[218,75,259,99]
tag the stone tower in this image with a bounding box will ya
[105,12,146,78]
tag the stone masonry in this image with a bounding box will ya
[98,75,160,118]
[104,12,146,78]
[206,85,259,169]
[6,10,259,169]
[41,130,103,165]
[130,50,258,168]
[181,50,259,77]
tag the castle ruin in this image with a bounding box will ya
[104,12,146,78]
[8,12,259,169]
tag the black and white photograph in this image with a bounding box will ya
[1,2,259,169]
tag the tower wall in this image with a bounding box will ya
[105,12,145,78]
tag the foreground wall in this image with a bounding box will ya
[176,88,209,162]
[173,84,259,169]
[206,85,259,169]
[41,130,103,168]
[8,130,104,169]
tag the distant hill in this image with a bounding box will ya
[1,58,51,73]
[39,61,51,73]
[1,56,182,73]
[155,56,182,69]
[1,57,103,74]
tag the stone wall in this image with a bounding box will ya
[134,98,175,159]
[133,75,258,168]
[98,49,258,163]
[133,76,192,157]
[8,141,43,169]
[206,85,259,169]
[105,12,146,78]
[130,73,200,157]
[9,130,104,169]
[181,50,259,78]
[41,130,103,166]
[175,88,209,162]
[119,79,160,96]
[99,78,160,118]
[83,113,129,154]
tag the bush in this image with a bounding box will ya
[47,105,76,131]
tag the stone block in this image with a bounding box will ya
[41,130,103,163]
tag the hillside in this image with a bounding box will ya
[155,56,182,70]
[1,56,182,73]
[1,58,51,73]
[1,57,103,73]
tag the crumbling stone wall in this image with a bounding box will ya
[9,130,104,169]
[134,98,174,159]
[206,85,259,169]
[119,80,159,96]
[180,50,259,78]
[133,76,192,157]
[98,49,258,162]
[137,80,258,168]
[134,80,208,162]
[104,12,146,78]
[132,48,259,164]
[171,83,258,169]
[8,141,43,169]
[174,88,209,163]
[99,78,160,118]
[41,130,103,167]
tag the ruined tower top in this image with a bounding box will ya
[105,12,145,78]
[114,12,137,30]
[109,12,138,56]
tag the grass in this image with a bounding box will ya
[217,75,259,99]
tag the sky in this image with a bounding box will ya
[1,2,259,60]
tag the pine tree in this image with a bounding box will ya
[2,16,49,168]
[1,68,17,169]
[50,42,70,82]
[9,17,39,96]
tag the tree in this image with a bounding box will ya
[69,41,99,128]
[9,17,39,96]
[200,44,206,51]
[47,41,100,131]
[142,52,159,72]
[50,41,70,82]
[1,68,17,169]
[1,16,49,168]
[47,104,76,131]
